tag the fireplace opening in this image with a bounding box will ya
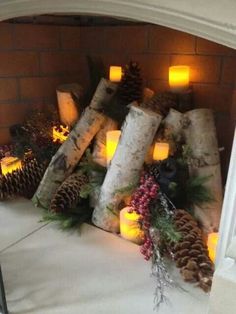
[0,13,236,313]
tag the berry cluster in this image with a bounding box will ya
[130,173,159,260]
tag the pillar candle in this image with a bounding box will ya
[120,207,144,245]
[109,66,122,82]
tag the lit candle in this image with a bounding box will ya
[1,156,22,175]
[120,207,144,244]
[169,65,190,92]
[207,232,219,263]
[106,130,121,165]
[153,143,169,161]
[109,66,122,82]
[52,125,69,143]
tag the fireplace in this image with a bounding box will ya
[0,1,236,313]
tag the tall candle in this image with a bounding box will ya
[153,143,169,161]
[106,130,121,165]
[120,207,144,244]
[169,65,190,92]
[109,66,122,82]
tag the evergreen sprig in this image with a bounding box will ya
[153,214,181,243]
[41,202,93,231]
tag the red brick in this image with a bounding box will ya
[197,38,236,56]
[105,26,148,52]
[0,23,13,49]
[79,27,106,51]
[193,84,233,112]
[221,57,236,85]
[0,127,11,145]
[0,79,18,101]
[14,24,60,49]
[19,77,62,100]
[60,26,81,49]
[149,25,195,54]
[40,52,85,75]
[131,54,170,80]
[0,52,39,76]
[170,55,221,83]
[230,90,236,119]
[147,80,169,93]
[0,103,26,126]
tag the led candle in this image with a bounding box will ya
[1,156,22,175]
[106,130,121,165]
[169,65,190,92]
[153,143,169,161]
[207,232,219,263]
[120,207,144,245]
[109,66,122,82]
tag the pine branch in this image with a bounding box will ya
[153,214,181,243]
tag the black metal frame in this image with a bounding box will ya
[0,265,8,314]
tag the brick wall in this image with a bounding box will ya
[0,22,235,179]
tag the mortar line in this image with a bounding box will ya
[0,222,50,254]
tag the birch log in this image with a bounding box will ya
[92,103,162,233]
[56,83,83,127]
[163,109,183,155]
[92,118,118,167]
[32,78,117,209]
[183,109,223,233]
[32,107,106,209]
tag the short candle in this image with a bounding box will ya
[109,66,122,82]
[207,232,219,263]
[169,65,190,92]
[153,142,169,161]
[1,156,22,175]
[106,130,121,165]
[120,207,144,245]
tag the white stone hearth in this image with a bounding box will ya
[0,198,209,314]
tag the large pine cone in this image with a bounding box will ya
[168,210,214,292]
[142,92,178,116]
[50,173,88,213]
[118,61,143,105]
[0,159,46,200]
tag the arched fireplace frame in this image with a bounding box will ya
[0,0,236,284]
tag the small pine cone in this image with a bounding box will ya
[0,159,47,200]
[169,209,214,292]
[142,92,178,116]
[50,173,88,213]
[146,163,159,182]
[118,61,143,105]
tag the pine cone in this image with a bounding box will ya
[0,159,46,200]
[118,61,143,105]
[168,209,214,292]
[50,173,88,213]
[142,92,178,116]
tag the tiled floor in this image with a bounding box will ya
[0,198,209,314]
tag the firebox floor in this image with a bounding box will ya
[0,198,209,314]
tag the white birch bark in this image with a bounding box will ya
[92,103,162,233]
[183,108,223,233]
[32,78,117,209]
[32,107,106,209]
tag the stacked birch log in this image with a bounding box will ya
[32,76,223,236]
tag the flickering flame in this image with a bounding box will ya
[1,156,22,175]
[106,130,121,165]
[52,125,69,143]
[109,66,122,82]
[169,65,190,92]
[153,142,169,161]
[207,232,219,263]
